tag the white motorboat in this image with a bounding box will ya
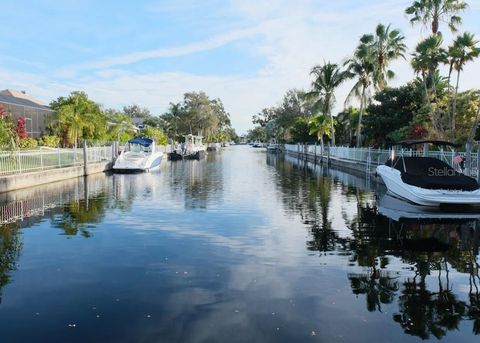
[376,140,480,206]
[168,134,207,160]
[113,138,164,172]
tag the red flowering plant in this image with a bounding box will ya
[409,124,427,140]
[16,117,28,140]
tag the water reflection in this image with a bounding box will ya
[0,223,21,304]
[0,149,478,342]
[268,153,480,340]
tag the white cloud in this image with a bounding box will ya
[2,0,479,134]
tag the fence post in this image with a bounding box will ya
[58,148,61,167]
[17,151,22,173]
[423,143,429,157]
[477,144,480,183]
[83,141,88,176]
[314,143,317,164]
[327,142,331,166]
[465,142,472,176]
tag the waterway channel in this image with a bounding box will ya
[0,146,478,342]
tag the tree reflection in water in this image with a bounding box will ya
[267,153,480,340]
[51,195,107,237]
[0,223,22,304]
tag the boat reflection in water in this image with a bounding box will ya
[0,149,478,342]
[268,152,480,340]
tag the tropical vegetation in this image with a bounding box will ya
[0,90,238,150]
[249,0,479,148]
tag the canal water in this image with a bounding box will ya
[0,146,479,342]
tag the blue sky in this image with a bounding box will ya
[1,0,479,133]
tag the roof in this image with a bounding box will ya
[397,139,461,148]
[128,138,153,146]
[0,90,53,112]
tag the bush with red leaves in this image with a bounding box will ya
[16,117,28,140]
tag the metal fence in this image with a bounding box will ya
[0,145,113,176]
[284,144,480,179]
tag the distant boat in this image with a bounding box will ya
[376,140,480,206]
[252,141,264,148]
[266,143,279,152]
[113,138,164,173]
[168,134,207,161]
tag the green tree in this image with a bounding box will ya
[138,127,168,145]
[336,107,360,146]
[308,114,332,150]
[363,83,424,146]
[405,0,468,35]
[449,32,480,139]
[50,92,102,148]
[411,35,448,137]
[247,126,267,142]
[123,104,152,119]
[345,43,375,146]
[161,102,183,141]
[307,62,350,145]
[360,24,407,90]
[107,111,136,143]
[0,105,17,149]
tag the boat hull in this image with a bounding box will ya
[184,150,206,160]
[113,152,164,173]
[168,152,184,161]
[168,150,206,161]
[376,165,480,206]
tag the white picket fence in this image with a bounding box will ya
[0,145,114,176]
[284,144,480,179]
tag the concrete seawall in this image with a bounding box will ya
[282,147,385,183]
[0,161,113,193]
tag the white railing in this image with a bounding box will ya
[283,144,479,179]
[0,145,114,176]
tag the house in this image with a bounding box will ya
[0,89,54,138]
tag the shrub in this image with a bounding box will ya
[16,117,28,140]
[39,135,60,148]
[19,137,38,149]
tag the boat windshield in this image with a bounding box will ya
[126,143,152,153]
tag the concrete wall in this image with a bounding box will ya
[0,161,112,193]
[283,147,385,184]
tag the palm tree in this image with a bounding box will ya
[345,44,375,147]
[308,113,332,151]
[58,94,96,149]
[360,24,407,90]
[405,0,468,35]
[449,32,480,139]
[411,35,448,136]
[307,62,350,146]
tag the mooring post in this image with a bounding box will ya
[477,144,480,183]
[327,142,331,166]
[83,140,88,176]
[423,142,429,157]
[314,143,317,164]
[465,143,472,176]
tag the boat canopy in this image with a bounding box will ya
[128,138,153,146]
[396,139,462,148]
[386,156,479,191]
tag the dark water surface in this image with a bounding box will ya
[0,146,479,342]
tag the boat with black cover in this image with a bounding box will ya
[376,140,480,206]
